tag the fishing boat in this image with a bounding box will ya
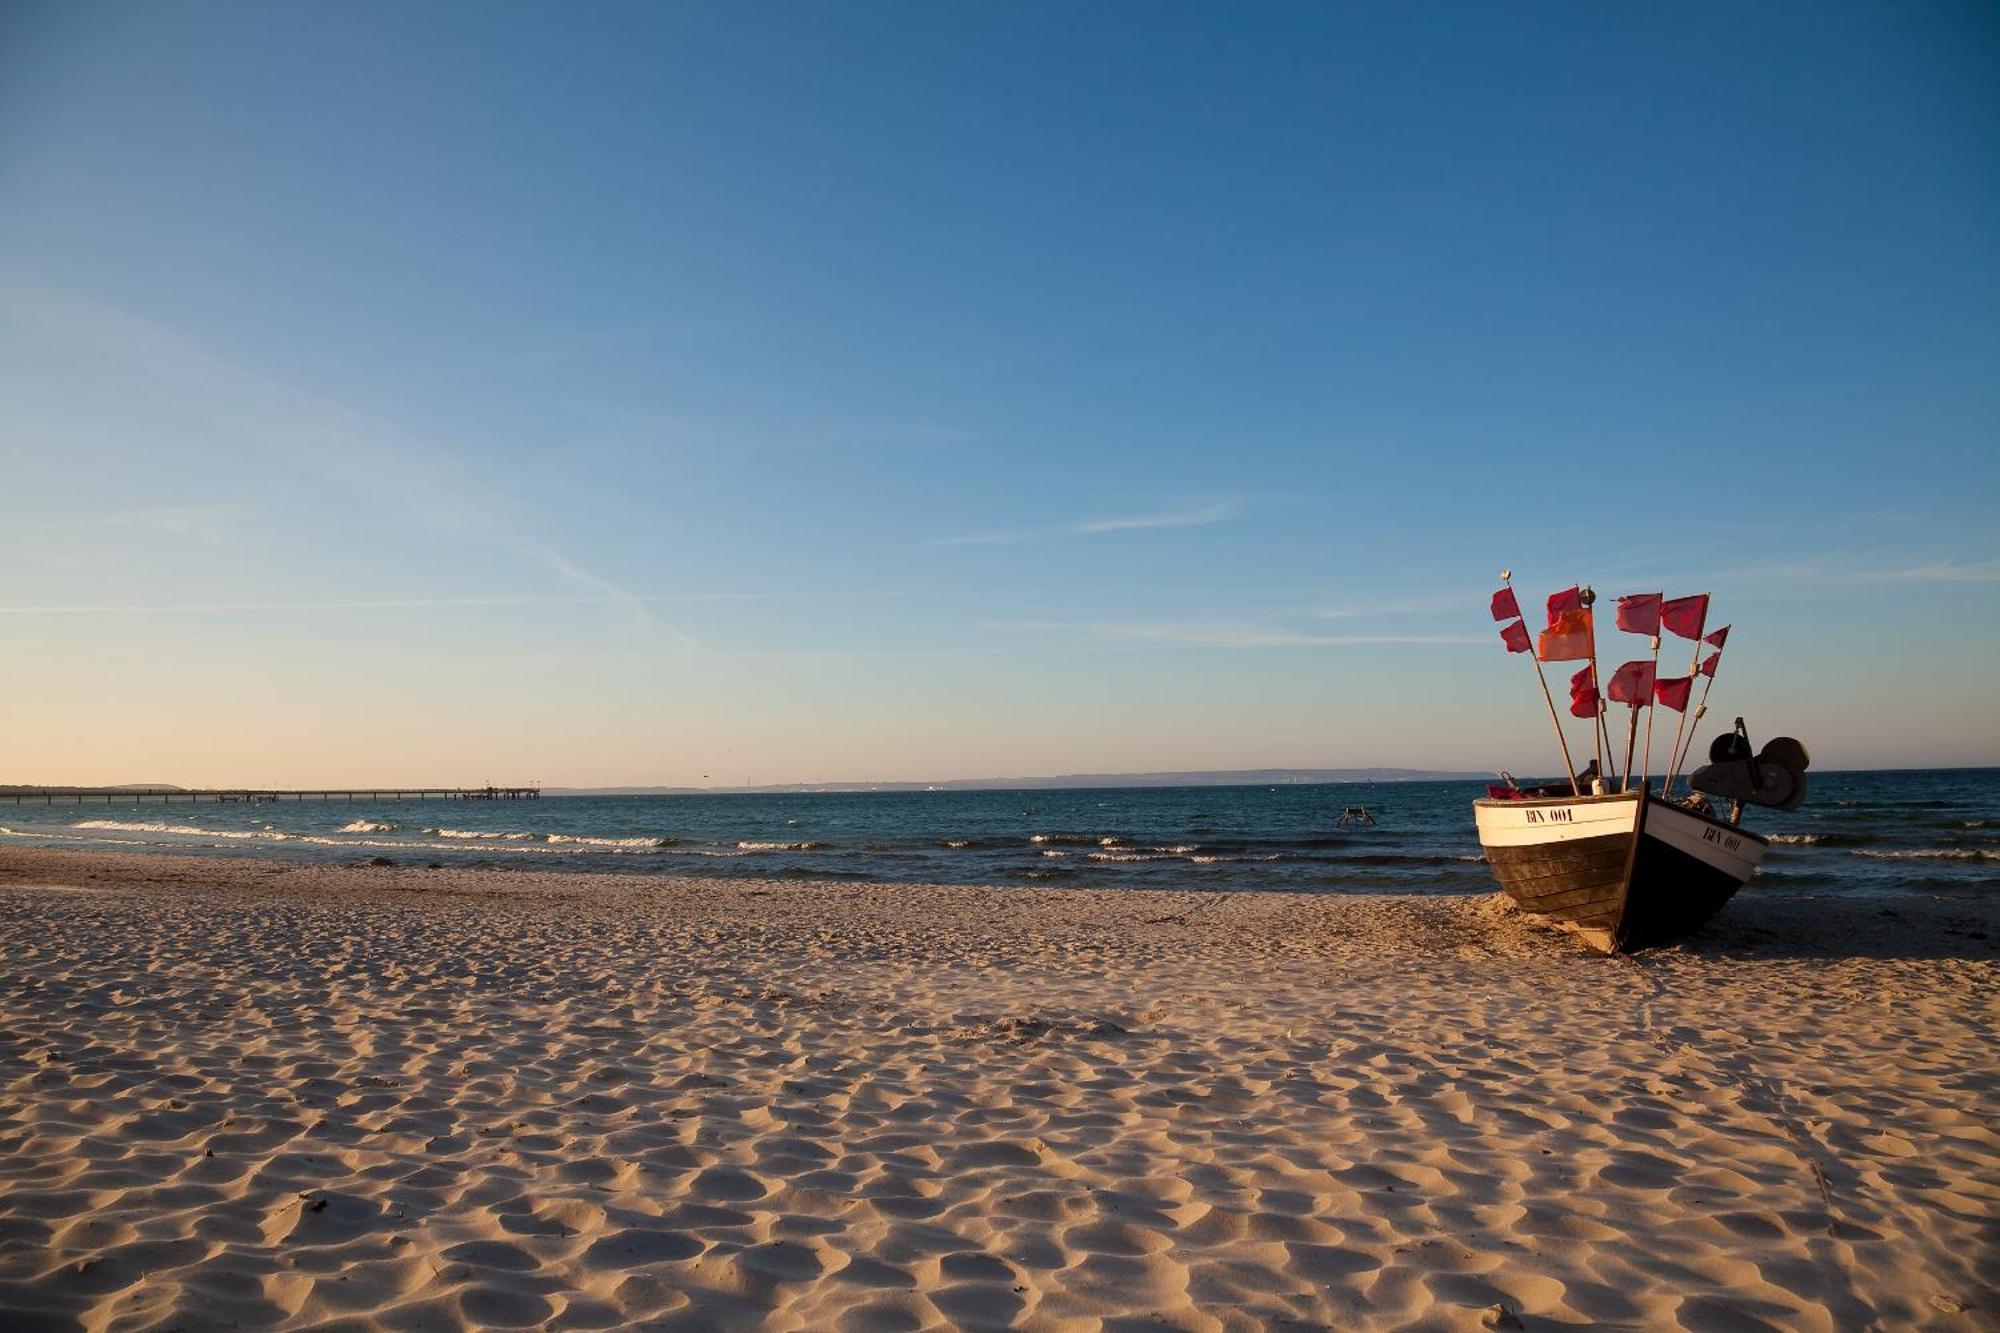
[1476,577,1808,953]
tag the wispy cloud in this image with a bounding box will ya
[926,500,1243,549]
[10,285,694,647]
[1873,559,2000,583]
[575,399,970,453]
[1071,501,1241,535]
[97,504,247,548]
[1088,622,1484,649]
[1314,591,1480,620]
[0,596,630,617]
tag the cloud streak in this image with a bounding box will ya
[8,285,694,647]
[1872,559,2000,584]
[1088,622,1485,649]
[926,500,1243,549]
[1071,502,1241,535]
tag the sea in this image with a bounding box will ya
[1,769,1994,899]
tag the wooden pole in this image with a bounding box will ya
[1582,587,1606,792]
[1669,648,1725,793]
[1640,632,1662,789]
[1621,705,1641,793]
[1661,593,1710,796]
[1504,571,1580,796]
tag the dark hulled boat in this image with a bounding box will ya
[1474,784,1767,953]
[1477,576,1810,953]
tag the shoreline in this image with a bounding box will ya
[1,847,1993,1329]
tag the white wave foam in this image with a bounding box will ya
[545,834,677,848]
[736,840,829,852]
[71,819,288,841]
[423,828,537,841]
[1768,834,1822,845]
[1087,851,1173,863]
[940,839,972,850]
[1857,847,1997,861]
[339,820,399,834]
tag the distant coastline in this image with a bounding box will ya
[547,768,1494,796]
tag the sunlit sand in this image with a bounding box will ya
[1,847,1991,1330]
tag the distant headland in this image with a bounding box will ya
[549,768,1492,796]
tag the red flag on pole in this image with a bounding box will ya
[1661,594,1709,640]
[1655,675,1693,711]
[1705,624,1730,648]
[1699,651,1721,678]
[1568,666,1599,718]
[1614,593,1662,636]
[1490,587,1520,622]
[1498,621,1531,653]
[1537,608,1593,661]
[1546,586,1583,624]
[1607,659,1656,704]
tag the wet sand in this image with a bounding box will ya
[0,846,1993,1331]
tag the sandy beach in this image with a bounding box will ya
[0,846,1992,1331]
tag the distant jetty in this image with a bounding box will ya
[0,786,540,805]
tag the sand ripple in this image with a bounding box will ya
[0,847,1994,1330]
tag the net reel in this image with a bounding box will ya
[1688,717,1810,811]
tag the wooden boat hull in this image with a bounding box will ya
[1473,790,1766,953]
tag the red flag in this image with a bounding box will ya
[1661,594,1709,640]
[1568,666,1599,718]
[1655,675,1693,711]
[1699,651,1721,678]
[1498,620,1531,653]
[1546,586,1583,624]
[1537,608,1593,661]
[1705,624,1730,648]
[1607,659,1655,704]
[1614,593,1662,636]
[1490,587,1520,622]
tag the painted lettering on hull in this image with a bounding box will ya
[1523,808,1575,825]
[1702,826,1743,853]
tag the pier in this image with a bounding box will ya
[0,787,541,805]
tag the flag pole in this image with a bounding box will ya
[1621,704,1640,794]
[1660,592,1710,796]
[1640,631,1661,790]
[1581,586,1606,793]
[1668,642,1726,792]
[1505,570,1579,796]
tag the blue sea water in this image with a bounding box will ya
[2,770,1994,898]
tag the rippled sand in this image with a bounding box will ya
[0,847,1993,1331]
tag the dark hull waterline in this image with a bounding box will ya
[1474,790,1768,953]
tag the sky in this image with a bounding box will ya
[2,1,1996,788]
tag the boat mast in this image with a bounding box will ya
[1503,570,1581,796]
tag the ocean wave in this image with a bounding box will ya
[339,820,398,834]
[1862,846,1999,862]
[1087,851,1177,863]
[1029,834,1100,846]
[1768,833,1822,845]
[423,828,538,841]
[736,840,830,852]
[71,819,288,841]
[940,839,972,850]
[545,834,679,848]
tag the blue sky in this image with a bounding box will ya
[2,1,1996,786]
